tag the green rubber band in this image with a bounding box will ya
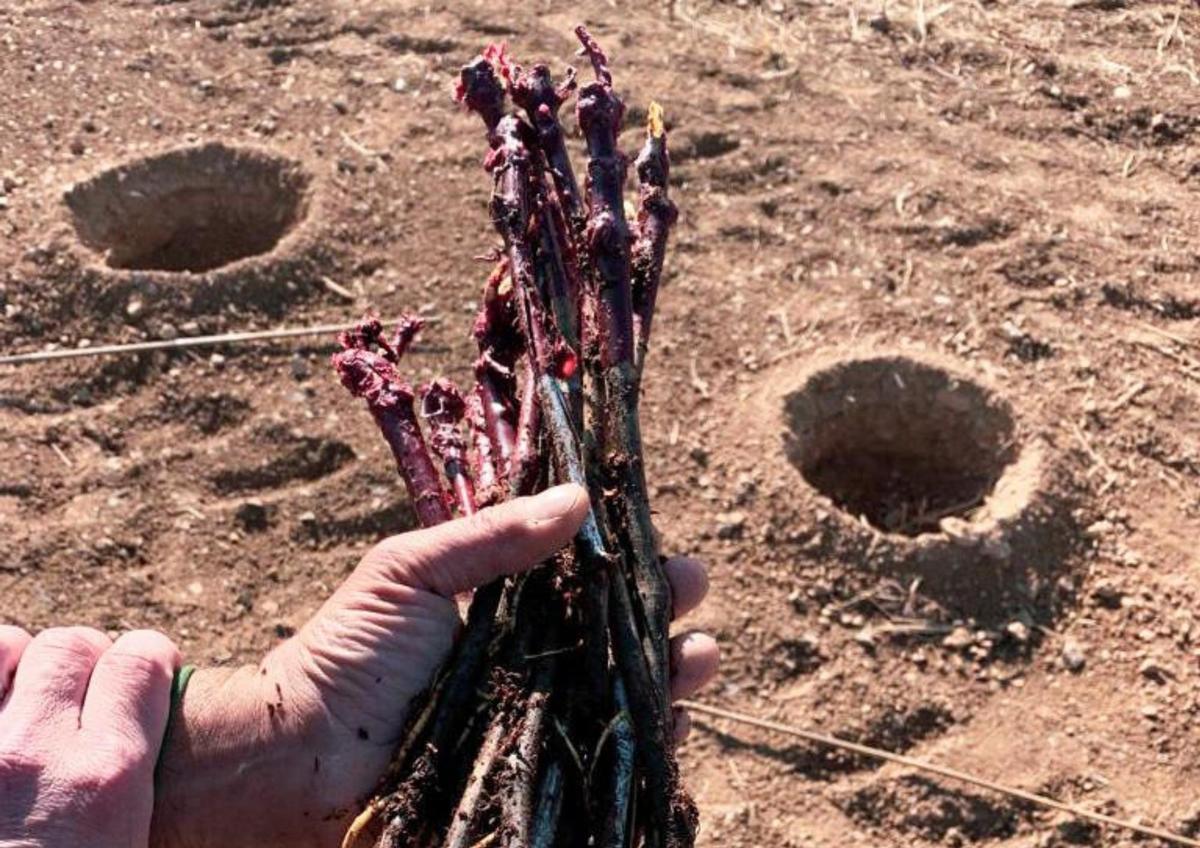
[155,664,195,783]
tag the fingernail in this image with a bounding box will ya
[527,483,585,524]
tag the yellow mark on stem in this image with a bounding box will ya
[647,101,665,139]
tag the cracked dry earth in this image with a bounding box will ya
[4,0,1200,846]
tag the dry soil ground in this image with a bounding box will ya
[4,0,1200,846]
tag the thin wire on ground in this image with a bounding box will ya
[0,317,443,366]
[681,699,1200,848]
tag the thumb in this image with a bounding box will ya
[362,483,589,597]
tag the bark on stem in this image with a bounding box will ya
[465,388,501,504]
[444,718,507,848]
[608,570,697,848]
[532,370,691,848]
[601,678,637,848]
[332,347,452,528]
[498,687,551,848]
[512,63,585,233]
[575,27,673,712]
[631,103,678,379]
[509,358,543,497]
[574,27,634,371]
[422,378,477,516]
[377,581,505,847]
[528,759,565,848]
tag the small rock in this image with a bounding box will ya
[942,627,973,650]
[235,499,269,532]
[733,473,757,505]
[332,96,349,114]
[290,354,310,381]
[180,320,200,336]
[187,581,204,596]
[392,76,408,92]
[260,599,280,616]
[1090,581,1123,609]
[1062,639,1086,672]
[209,353,226,369]
[158,322,178,341]
[1006,620,1030,643]
[715,511,747,540]
[1112,84,1132,100]
[69,138,85,156]
[298,510,318,525]
[1085,519,1113,539]
[125,298,144,319]
[1139,658,1172,683]
[1141,703,1159,720]
[854,627,876,649]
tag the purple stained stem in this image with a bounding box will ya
[472,259,524,373]
[421,378,477,517]
[487,115,560,375]
[574,25,613,87]
[471,259,524,483]
[337,314,426,364]
[512,63,585,231]
[631,118,678,376]
[465,387,500,503]
[575,31,634,369]
[509,358,542,497]
[532,180,585,429]
[535,182,583,353]
[475,363,518,473]
[332,347,452,528]
[455,52,507,137]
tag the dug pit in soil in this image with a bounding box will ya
[784,356,1019,537]
[64,143,311,273]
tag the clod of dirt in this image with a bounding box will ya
[64,143,311,273]
[784,356,1018,537]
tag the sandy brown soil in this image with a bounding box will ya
[4,0,1200,845]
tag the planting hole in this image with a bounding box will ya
[785,357,1018,537]
[65,143,310,273]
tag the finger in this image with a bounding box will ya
[672,706,692,746]
[669,631,719,702]
[364,483,589,597]
[0,625,32,707]
[81,630,180,761]
[6,627,111,724]
[664,557,708,620]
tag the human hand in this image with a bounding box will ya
[0,626,180,848]
[152,484,718,848]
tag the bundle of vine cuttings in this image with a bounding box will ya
[332,27,693,848]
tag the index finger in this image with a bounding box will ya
[0,624,32,708]
[664,557,708,620]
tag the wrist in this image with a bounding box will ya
[150,648,364,848]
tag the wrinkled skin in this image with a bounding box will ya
[0,627,179,848]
